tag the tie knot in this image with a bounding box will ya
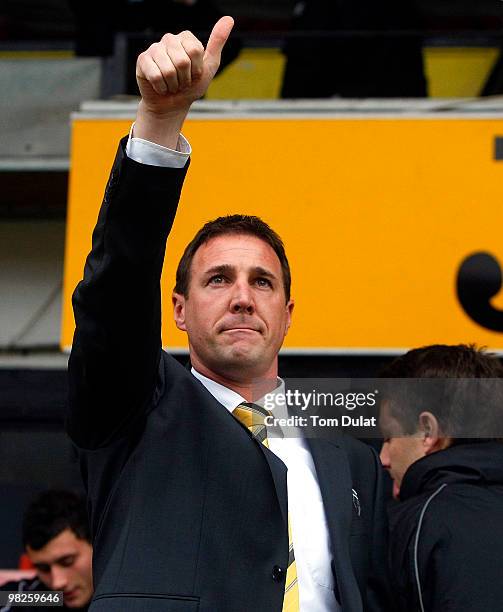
[233,402,271,446]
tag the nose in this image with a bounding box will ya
[229,280,255,314]
[49,567,69,591]
[379,442,390,469]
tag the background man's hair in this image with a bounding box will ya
[22,490,90,550]
[175,215,291,301]
[380,344,503,446]
[380,343,503,379]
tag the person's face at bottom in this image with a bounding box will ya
[379,403,425,499]
[173,234,294,384]
[27,528,93,608]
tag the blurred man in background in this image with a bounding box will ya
[0,490,92,611]
[70,0,241,94]
[282,0,426,98]
[379,344,503,612]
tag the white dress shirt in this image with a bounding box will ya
[126,127,340,612]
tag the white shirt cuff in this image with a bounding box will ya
[125,122,191,168]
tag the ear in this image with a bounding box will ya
[172,292,187,331]
[418,411,448,454]
[284,299,294,336]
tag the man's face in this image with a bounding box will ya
[27,528,93,608]
[379,402,425,499]
[173,234,294,382]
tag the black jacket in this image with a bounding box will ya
[389,442,503,612]
[68,139,393,612]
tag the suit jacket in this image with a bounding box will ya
[67,138,393,612]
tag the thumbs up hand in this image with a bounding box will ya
[134,17,234,147]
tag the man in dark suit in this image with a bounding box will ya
[68,17,393,611]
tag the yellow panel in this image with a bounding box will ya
[62,116,503,351]
[424,47,499,98]
[205,46,499,100]
[206,48,286,100]
[0,50,74,59]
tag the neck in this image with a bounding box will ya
[190,359,279,401]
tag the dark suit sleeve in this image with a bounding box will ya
[365,446,398,612]
[67,137,189,449]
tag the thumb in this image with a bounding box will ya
[204,16,234,66]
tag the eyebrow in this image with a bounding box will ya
[203,265,278,281]
[34,554,75,569]
[253,267,277,281]
[203,264,235,278]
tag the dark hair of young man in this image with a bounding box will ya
[380,343,503,446]
[174,214,292,301]
[22,490,90,550]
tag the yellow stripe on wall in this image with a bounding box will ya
[0,50,74,59]
[207,46,501,100]
[424,47,499,98]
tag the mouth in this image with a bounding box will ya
[221,327,261,335]
[63,588,78,602]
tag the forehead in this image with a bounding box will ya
[27,529,84,562]
[192,234,281,273]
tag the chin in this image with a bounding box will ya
[64,600,81,609]
[392,479,401,500]
[220,346,265,371]
[64,593,86,609]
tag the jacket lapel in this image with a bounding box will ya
[224,404,288,528]
[260,444,288,527]
[307,437,363,612]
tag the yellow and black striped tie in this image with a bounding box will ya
[233,403,299,612]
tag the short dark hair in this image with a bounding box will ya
[380,344,503,445]
[174,215,291,301]
[22,490,90,550]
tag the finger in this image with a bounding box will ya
[160,33,192,90]
[204,16,234,65]
[136,52,169,95]
[180,31,205,81]
[149,42,180,93]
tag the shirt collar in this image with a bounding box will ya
[191,367,285,413]
[191,367,245,412]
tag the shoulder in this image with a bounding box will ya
[0,577,44,612]
[0,577,42,592]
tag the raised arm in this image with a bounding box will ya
[67,18,234,449]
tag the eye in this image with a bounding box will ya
[59,556,76,568]
[255,277,272,288]
[208,275,227,285]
